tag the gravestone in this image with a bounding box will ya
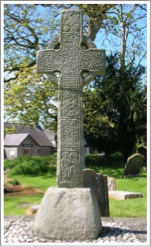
[138,146,146,161]
[123,153,144,177]
[107,176,116,191]
[34,9,106,241]
[83,169,110,217]
[109,191,143,200]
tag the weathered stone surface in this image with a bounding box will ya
[107,176,116,191]
[35,9,105,241]
[124,153,144,176]
[83,169,110,217]
[109,191,143,200]
[34,187,102,241]
[37,9,106,188]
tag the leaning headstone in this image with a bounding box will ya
[34,9,106,241]
[83,169,110,217]
[107,176,116,191]
[123,153,144,177]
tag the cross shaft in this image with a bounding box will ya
[37,10,106,187]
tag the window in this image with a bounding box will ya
[22,149,32,156]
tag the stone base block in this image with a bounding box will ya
[109,190,143,200]
[34,187,102,241]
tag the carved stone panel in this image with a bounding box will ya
[58,150,83,187]
[36,10,106,188]
[61,120,80,149]
[61,10,81,34]
[60,90,81,118]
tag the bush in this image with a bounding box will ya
[85,152,125,169]
[5,179,20,186]
[85,154,106,167]
[4,154,57,176]
[110,151,123,160]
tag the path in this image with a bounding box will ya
[3,216,147,244]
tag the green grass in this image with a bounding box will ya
[4,174,56,216]
[109,177,147,217]
[10,172,56,192]
[87,164,147,217]
[4,195,42,216]
[4,155,147,217]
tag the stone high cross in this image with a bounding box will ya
[37,10,105,188]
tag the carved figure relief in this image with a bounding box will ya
[60,151,81,181]
[61,11,81,33]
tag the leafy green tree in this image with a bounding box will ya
[4,4,60,128]
[83,54,146,158]
[4,4,113,128]
[4,3,147,135]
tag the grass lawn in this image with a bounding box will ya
[10,173,57,192]
[4,195,42,216]
[4,160,147,217]
[110,177,147,217]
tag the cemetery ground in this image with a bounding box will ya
[4,153,147,218]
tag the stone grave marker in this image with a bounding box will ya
[123,153,144,177]
[34,9,106,241]
[107,176,116,191]
[83,169,110,217]
[109,191,143,200]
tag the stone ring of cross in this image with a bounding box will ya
[37,10,106,89]
[46,36,101,84]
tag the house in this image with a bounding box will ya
[4,123,55,159]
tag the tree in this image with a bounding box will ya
[97,4,147,67]
[4,3,113,128]
[4,4,60,128]
[83,54,146,158]
[82,4,147,158]
[4,3,147,134]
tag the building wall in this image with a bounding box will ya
[5,147,18,159]
[5,136,52,159]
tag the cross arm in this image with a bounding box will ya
[36,49,62,74]
[79,49,106,85]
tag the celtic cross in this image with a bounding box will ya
[37,10,106,188]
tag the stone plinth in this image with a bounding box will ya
[34,187,102,241]
[109,191,143,200]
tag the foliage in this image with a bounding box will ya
[85,153,125,169]
[4,178,20,186]
[4,4,147,130]
[4,4,59,129]
[83,54,146,158]
[98,4,147,68]
[4,154,57,176]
